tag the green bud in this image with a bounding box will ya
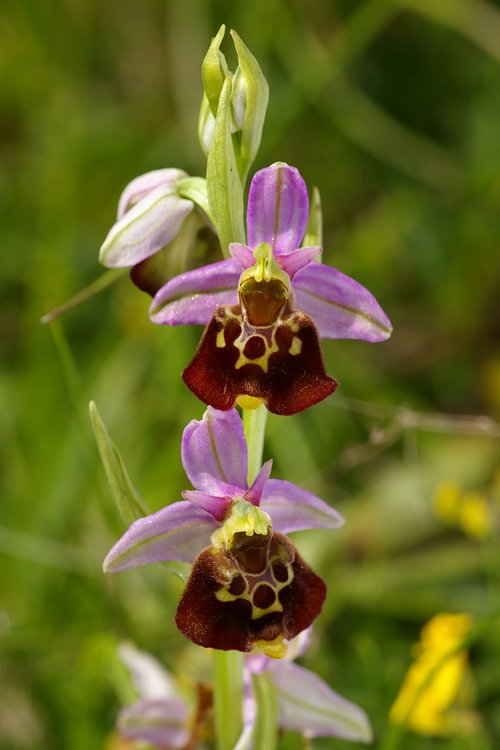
[201,24,229,117]
[199,28,269,186]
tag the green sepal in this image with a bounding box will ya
[176,176,213,221]
[206,76,245,256]
[89,401,150,524]
[303,186,323,252]
[202,24,229,117]
[230,30,269,181]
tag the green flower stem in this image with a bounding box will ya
[214,649,244,750]
[40,268,125,324]
[251,672,278,750]
[243,403,268,484]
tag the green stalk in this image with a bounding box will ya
[243,403,268,484]
[213,649,244,750]
[41,268,125,323]
[251,672,278,750]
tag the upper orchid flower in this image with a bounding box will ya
[104,407,343,657]
[99,168,220,296]
[149,162,392,415]
[150,162,392,341]
[236,628,373,748]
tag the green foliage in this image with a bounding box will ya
[1,0,500,748]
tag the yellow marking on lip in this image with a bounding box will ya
[234,336,279,373]
[216,328,225,348]
[214,555,294,620]
[253,634,287,659]
[236,395,264,410]
[289,336,302,355]
[215,584,284,619]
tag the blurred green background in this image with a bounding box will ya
[1,0,500,748]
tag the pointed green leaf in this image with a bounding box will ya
[89,401,150,524]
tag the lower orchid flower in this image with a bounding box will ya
[149,162,392,415]
[116,642,211,749]
[116,633,371,750]
[236,628,373,748]
[104,407,343,658]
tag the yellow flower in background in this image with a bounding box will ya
[432,480,494,539]
[389,613,478,735]
[459,491,493,539]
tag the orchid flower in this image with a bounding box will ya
[104,407,343,657]
[149,162,392,415]
[236,628,373,748]
[99,168,220,296]
[116,642,207,749]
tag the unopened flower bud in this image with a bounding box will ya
[201,24,230,117]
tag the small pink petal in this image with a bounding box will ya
[229,242,255,269]
[182,490,231,521]
[245,460,273,506]
[277,246,321,279]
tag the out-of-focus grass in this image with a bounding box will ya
[1,0,499,748]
